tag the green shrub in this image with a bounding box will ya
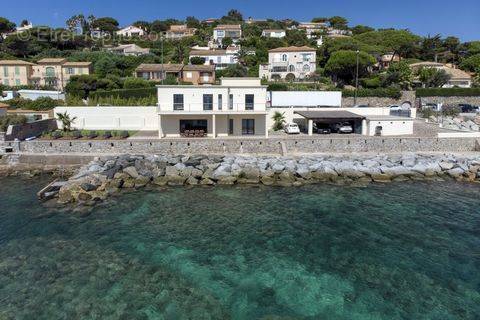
[0,114,27,131]
[342,88,402,99]
[416,88,480,97]
[52,131,63,139]
[267,83,289,91]
[103,131,112,139]
[87,131,98,139]
[89,87,156,100]
[71,130,82,139]
[119,131,130,139]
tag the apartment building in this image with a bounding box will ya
[297,22,327,38]
[157,78,268,138]
[213,25,242,45]
[189,46,239,70]
[165,25,197,39]
[0,59,92,90]
[262,29,286,38]
[259,46,317,81]
[0,60,36,86]
[135,64,215,85]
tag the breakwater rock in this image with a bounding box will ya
[56,153,480,204]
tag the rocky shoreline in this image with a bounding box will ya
[51,153,480,205]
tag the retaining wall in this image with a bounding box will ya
[6,136,478,155]
[418,96,480,106]
[342,91,416,108]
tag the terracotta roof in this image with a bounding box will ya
[0,60,35,66]
[269,46,316,53]
[445,67,472,80]
[190,49,228,56]
[63,61,92,67]
[214,24,241,30]
[135,64,184,72]
[182,65,215,72]
[37,58,67,64]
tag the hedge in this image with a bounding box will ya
[89,87,157,100]
[342,88,402,99]
[416,88,480,97]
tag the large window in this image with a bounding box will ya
[203,94,213,110]
[242,119,255,135]
[303,64,311,72]
[229,119,234,135]
[3,66,8,77]
[14,66,20,76]
[173,94,184,110]
[180,120,208,134]
[229,94,234,110]
[281,54,288,62]
[288,65,295,72]
[245,94,254,110]
[45,67,55,77]
[218,94,223,110]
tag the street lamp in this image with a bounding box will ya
[354,50,359,105]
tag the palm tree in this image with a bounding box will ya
[272,111,286,131]
[56,112,77,132]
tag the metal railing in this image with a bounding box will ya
[158,103,267,113]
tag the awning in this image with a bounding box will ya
[294,110,365,122]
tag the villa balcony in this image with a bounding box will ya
[157,103,268,114]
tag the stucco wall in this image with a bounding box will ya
[54,107,158,131]
[367,119,414,136]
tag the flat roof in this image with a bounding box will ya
[366,115,413,121]
[294,110,365,120]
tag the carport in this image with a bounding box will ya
[294,110,367,135]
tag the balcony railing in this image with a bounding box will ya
[158,103,267,113]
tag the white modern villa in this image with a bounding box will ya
[54,78,416,138]
[156,78,269,138]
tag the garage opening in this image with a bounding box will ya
[294,111,365,134]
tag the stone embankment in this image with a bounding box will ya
[436,115,480,132]
[56,153,480,204]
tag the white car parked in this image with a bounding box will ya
[284,123,300,134]
[388,105,402,112]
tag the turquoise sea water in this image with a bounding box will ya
[1,176,480,320]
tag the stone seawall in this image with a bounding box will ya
[418,96,480,106]
[56,153,480,204]
[8,137,479,155]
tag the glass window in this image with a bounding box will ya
[173,94,184,110]
[242,119,255,135]
[203,94,213,110]
[288,65,295,72]
[229,94,234,110]
[303,64,311,72]
[15,66,20,75]
[245,94,254,110]
[229,119,234,135]
[3,79,9,85]
[218,94,223,110]
[282,54,288,62]
[3,66,8,77]
[15,79,21,85]
[66,67,75,75]
[45,67,55,77]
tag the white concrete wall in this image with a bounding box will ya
[270,91,342,107]
[18,90,65,101]
[54,106,158,131]
[437,132,480,138]
[367,119,414,136]
[267,107,391,129]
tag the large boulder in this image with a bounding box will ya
[123,166,140,179]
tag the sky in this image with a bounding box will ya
[2,0,479,41]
